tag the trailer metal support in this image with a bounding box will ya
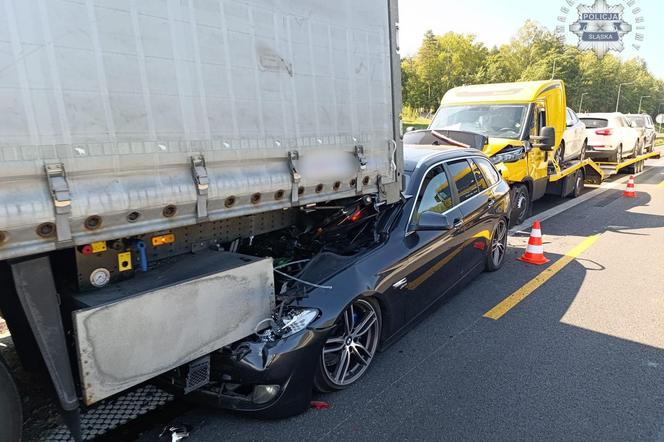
[10,256,81,441]
[288,151,301,205]
[354,145,367,193]
[45,163,73,247]
[190,155,209,221]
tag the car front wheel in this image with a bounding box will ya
[485,218,508,272]
[314,298,381,393]
[509,184,530,227]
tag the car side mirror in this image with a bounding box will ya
[412,211,454,231]
[532,126,555,151]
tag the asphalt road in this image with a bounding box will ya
[129,156,664,442]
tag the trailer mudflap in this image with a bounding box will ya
[71,250,274,405]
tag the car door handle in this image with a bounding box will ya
[487,198,496,208]
[393,278,408,290]
[453,219,464,229]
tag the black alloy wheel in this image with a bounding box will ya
[485,218,508,272]
[315,298,381,392]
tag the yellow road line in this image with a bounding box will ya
[483,234,601,320]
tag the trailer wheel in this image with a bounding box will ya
[509,184,530,227]
[570,170,584,198]
[0,356,22,442]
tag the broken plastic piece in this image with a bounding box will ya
[310,400,330,410]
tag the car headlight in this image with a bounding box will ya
[491,146,526,164]
[276,308,319,338]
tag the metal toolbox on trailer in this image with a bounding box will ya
[71,250,274,404]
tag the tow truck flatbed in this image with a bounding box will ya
[595,150,661,176]
[545,149,661,197]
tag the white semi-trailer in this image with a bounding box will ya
[0,0,402,439]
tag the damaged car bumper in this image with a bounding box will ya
[185,327,329,418]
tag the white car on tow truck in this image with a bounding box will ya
[558,107,587,163]
[578,112,641,163]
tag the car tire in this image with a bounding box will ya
[613,144,623,163]
[509,184,530,227]
[0,356,22,442]
[485,218,508,272]
[314,297,381,393]
[554,142,565,165]
[580,140,587,160]
[570,170,584,198]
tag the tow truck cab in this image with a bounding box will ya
[429,80,566,224]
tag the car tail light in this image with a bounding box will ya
[595,128,612,135]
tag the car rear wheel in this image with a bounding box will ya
[509,184,530,227]
[580,140,587,160]
[613,144,623,163]
[570,170,584,198]
[485,218,507,272]
[314,298,381,393]
[0,356,22,442]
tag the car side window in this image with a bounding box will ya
[569,109,579,125]
[414,165,454,221]
[470,159,488,191]
[566,109,573,127]
[447,159,479,204]
[474,157,500,186]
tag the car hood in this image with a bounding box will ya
[482,138,522,157]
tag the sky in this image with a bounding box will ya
[398,0,664,80]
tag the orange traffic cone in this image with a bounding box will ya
[517,220,550,265]
[623,175,636,198]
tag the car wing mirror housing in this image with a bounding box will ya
[531,126,556,151]
[412,211,453,231]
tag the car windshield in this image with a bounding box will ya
[626,116,645,127]
[430,104,527,139]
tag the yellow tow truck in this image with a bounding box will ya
[406,80,661,225]
[427,80,571,224]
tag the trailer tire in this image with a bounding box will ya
[0,356,22,442]
[509,184,530,227]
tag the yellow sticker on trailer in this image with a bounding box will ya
[117,251,132,271]
[90,241,107,253]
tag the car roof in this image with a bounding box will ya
[442,80,563,105]
[578,112,622,119]
[403,145,480,172]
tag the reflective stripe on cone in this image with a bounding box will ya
[517,220,550,265]
[624,175,636,198]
